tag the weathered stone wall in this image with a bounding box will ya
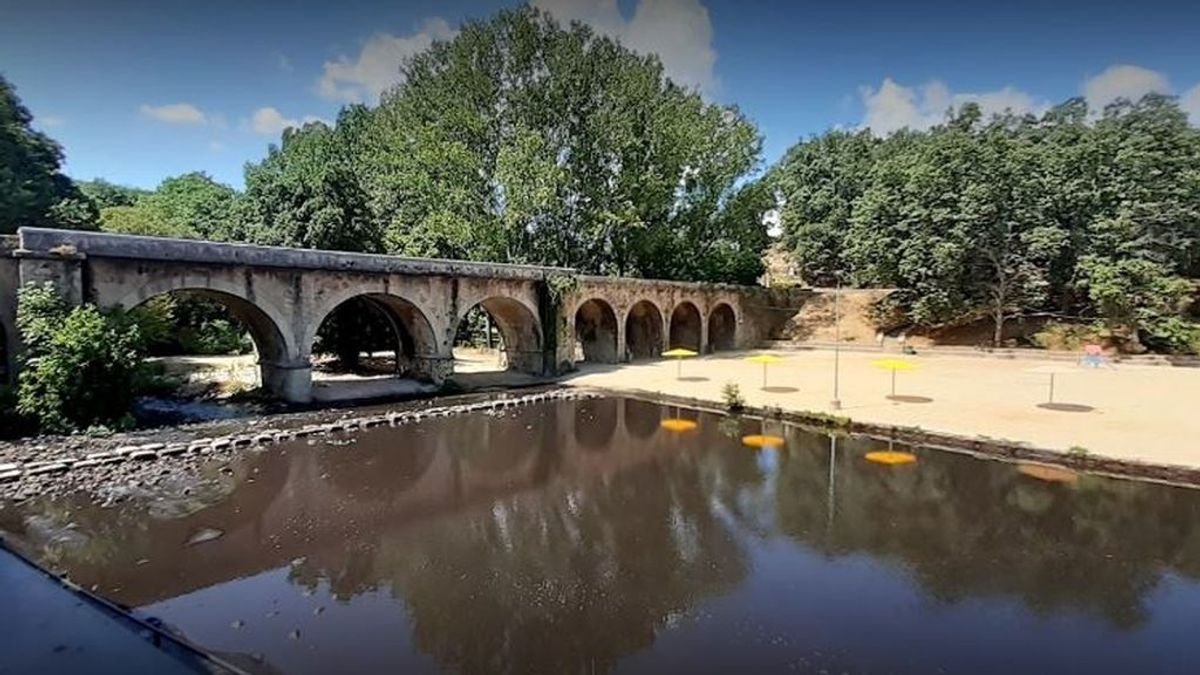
[6,228,805,400]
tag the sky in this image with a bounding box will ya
[2,0,1199,190]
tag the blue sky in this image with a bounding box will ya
[3,0,1199,190]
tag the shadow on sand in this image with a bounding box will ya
[1037,402,1095,413]
[887,395,934,404]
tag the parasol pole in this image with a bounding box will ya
[1048,372,1055,404]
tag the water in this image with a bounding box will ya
[4,397,1200,674]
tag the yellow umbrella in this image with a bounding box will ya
[662,347,698,379]
[871,358,918,398]
[865,437,917,465]
[742,434,785,449]
[745,353,785,388]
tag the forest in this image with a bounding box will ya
[3,5,1199,358]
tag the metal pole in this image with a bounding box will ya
[763,362,768,388]
[826,434,837,534]
[891,368,897,397]
[1049,373,1055,404]
[831,280,842,410]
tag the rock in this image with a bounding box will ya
[137,443,165,453]
[72,459,102,469]
[211,439,232,450]
[160,444,186,456]
[0,463,18,473]
[130,450,158,461]
[187,527,225,546]
[114,445,139,456]
[254,434,275,445]
[27,462,69,475]
[232,436,254,447]
[0,470,22,483]
[187,442,211,454]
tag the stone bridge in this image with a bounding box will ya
[0,228,801,402]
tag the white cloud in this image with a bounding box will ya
[139,102,208,125]
[1083,64,1171,111]
[1182,83,1200,126]
[316,18,457,103]
[247,107,329,136]
[859,78,1047,136]
[534,0,718,95]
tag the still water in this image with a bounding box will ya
[5,397,1200,673]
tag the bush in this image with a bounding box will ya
[16,284,147,433]
[720,382,745,412]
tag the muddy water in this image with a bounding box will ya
[5,397,1200,673]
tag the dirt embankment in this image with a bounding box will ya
[774,289,890,344]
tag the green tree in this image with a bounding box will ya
[16,284,146,433]
[137,172,238,240]
[355,7,765,281]
[0,75,97,233]
[78,179,148,209]
[240,115,381,252]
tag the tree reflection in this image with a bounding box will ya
[773,430,1200,628]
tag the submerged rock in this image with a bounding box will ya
[186,527,225,546]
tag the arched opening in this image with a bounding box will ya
[669,301,702,351]
[574,397,618,451]
[453,297,543,378]
[624,300,663,361]
[708,303,737,352]
[573,298,618,364]
[127,289,290,418]
[310,293,438,401]
[623,398,660,440]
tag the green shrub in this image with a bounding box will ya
[16,284,147,433]
[720,382,745,412]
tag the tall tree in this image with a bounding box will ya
[0,75,97,233]
[357,7,766,282]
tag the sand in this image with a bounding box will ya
[564,349,1200,470]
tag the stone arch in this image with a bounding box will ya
[574,396,618,451]
[116,276,298,359]
[126,288,296,400]
[707,302,737,352]
[573,298,619,364]
[624,300,664,360]
[310,293,440,382]
[623,398,660,440]
[455,296,543,375]
[668,301,702,351]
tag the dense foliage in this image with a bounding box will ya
[0,75,97,233]
[773,95,1200,350]
[239,7,770,282]
[15,284,147,433]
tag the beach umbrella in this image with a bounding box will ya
[865,437,917,465]
[1017,463,1078,484]
[1024,364,1077,404]
[661,347,698,379]
[871,358,918,398]
[660,403,698,432]
[745,353,785,388]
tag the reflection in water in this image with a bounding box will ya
[5,399,1200,673]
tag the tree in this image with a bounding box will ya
[354,7,765,281]
[138,172,238,240]
[776,91,1200,351]
[0,75,97,233]
[78,179,148,209]
[240,115,381,252]
[15,284,146,432]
